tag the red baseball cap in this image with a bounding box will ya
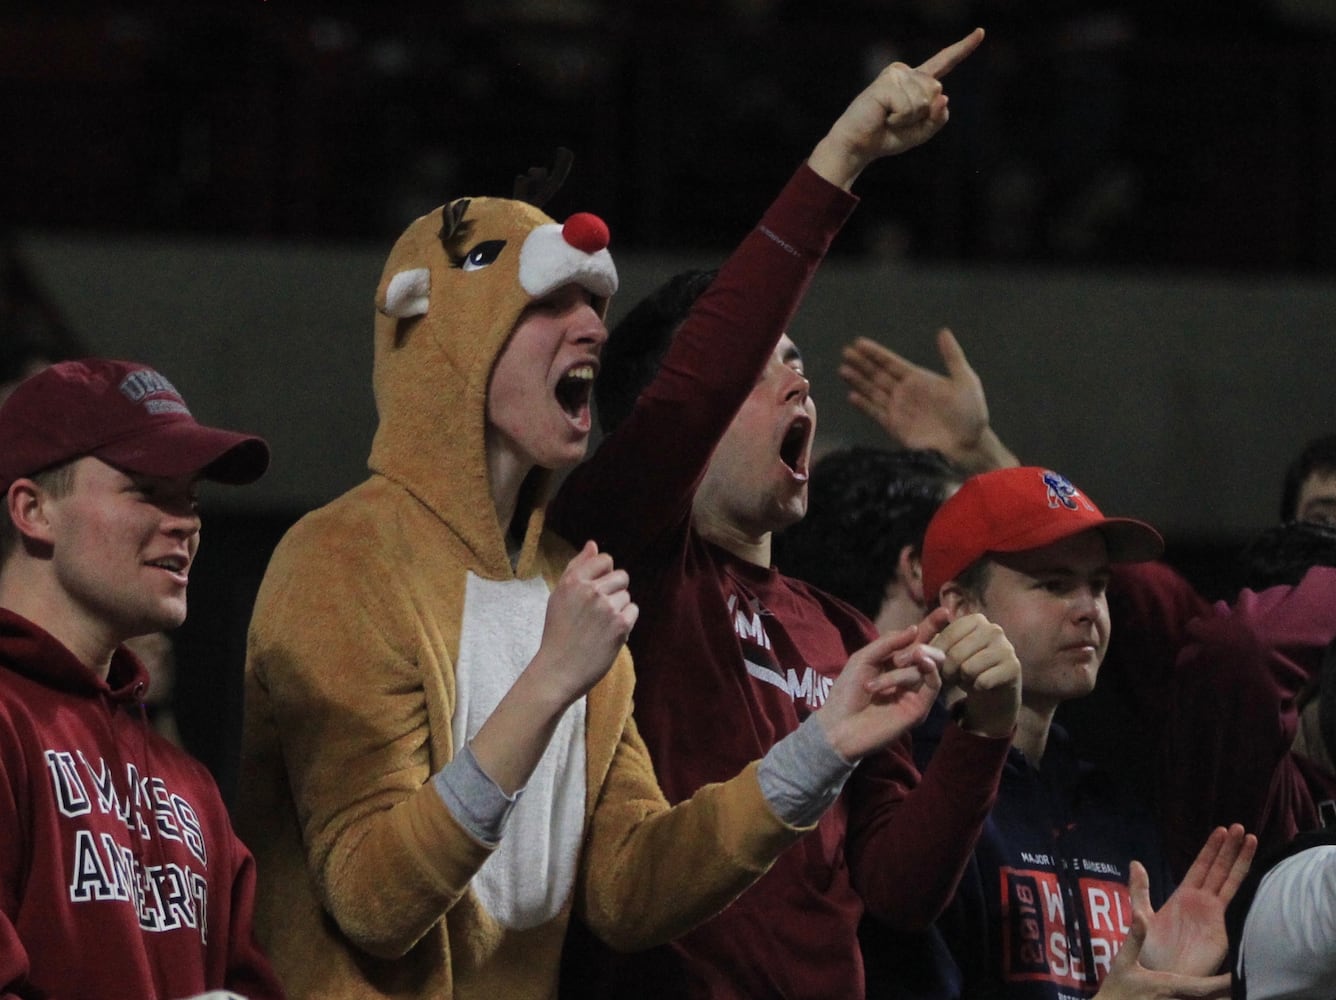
[0,359,270,491]
[921,466,1163,601]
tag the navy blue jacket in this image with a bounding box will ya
[866,701,1173,1000]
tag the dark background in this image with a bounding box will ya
[5,2,1335,267]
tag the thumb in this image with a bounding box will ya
[565,539,601,575]
[1128,859,1153,925]
[914,606,952,645]
[1116,909,1148,969]
[1103,906,1151,996]
[935,327,975,381]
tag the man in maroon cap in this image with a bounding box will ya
[0,359,283,1000]
[877,465,1256,1000]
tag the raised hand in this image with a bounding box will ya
[933,612,1020,738]
[1137,824,1257,977]
[1087,830,1253,1000]
[536,540,640,704]
[808,28,985,190]
[839,329,1018,473]
[815,607,951,760]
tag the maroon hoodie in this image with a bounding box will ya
[0,609,282,1000]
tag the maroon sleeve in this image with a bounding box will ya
[845,722,1009,929]
[549,164,857,565]
[0,915,37,1000]
[1104,560,1212,716]
[222,834,286,1000]
[0,715,37,1000]
[1160,565,1336,875]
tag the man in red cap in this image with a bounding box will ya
[893,465,1257,1000]
[0,359,282,1000]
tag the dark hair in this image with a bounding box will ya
[1239,520,1336,591]
[1279,433,1336,523]
[595,268,718,435]
[948,557,994,609]
[773,446,962,619]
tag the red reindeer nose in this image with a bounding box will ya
[562,213,610,254]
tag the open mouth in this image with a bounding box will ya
[145,555,189,580]
[779,416,812,478]
[555,363,596,418]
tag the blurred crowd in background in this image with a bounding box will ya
[3,1,1335,269]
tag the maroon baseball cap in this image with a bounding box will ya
[0,359,270,491]
[921,466,1163,601]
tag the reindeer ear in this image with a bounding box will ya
[514,147,573,208]
[439,199,471,243]
[379,268,431,318]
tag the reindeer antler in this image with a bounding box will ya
[513,147,574,208]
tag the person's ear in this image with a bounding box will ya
[937,581,975,621]
[898,545,925,606]
[7,479,57,548]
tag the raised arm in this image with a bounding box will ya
[551,31,986,562]
[840,328,1018,473]
[1160,566,1336,872]
[808,29,985,191]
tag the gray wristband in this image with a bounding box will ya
[757,713,856,827]
[432,743,521,847]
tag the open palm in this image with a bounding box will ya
[1136,825,1257,976]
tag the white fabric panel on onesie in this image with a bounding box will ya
[453,572,587,930]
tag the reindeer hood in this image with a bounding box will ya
[368,186,617,577]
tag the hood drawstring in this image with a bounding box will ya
[95,676,179,1000]
[134,679,183,1000]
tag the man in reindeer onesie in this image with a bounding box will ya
[237,35,982,1000]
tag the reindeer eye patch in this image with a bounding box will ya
[452,239,507,271]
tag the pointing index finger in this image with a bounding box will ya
[915,27,985,80]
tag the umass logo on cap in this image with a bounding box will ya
[118,369,191,417]
[1042,470,1092,512]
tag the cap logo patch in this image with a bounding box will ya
[119,370,191,417]
[1042,470,1093,513]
